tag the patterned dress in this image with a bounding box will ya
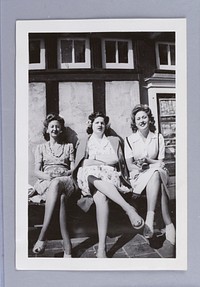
[77,135,122,196]
[33,142,75,200]
[124,131,169,195]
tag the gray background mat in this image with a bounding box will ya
[1,0,199,286]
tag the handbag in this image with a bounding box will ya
[77,195,94,212]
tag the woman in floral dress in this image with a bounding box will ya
[73,111,144,258]
[32,113,75,258]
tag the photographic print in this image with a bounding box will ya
[16,18,187,270]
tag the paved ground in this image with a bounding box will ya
[28,193,176,259]
[29,233,175,259]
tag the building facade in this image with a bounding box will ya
[28,31,176,195]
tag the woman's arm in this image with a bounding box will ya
[82,158,106,166]
[83,154,118,167]
[65,160,75,175]
[145,158,165,169]
[126,157,143,172]
[34,162,52,181]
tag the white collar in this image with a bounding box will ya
[130,130,157,143]
[89,134,109,147]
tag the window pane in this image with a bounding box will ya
[159,44,168,65]
[29,40,41,63]
[61,40,72,63]
[118,41,128,63]
[105,41,116,63]
[74,40,85,63]
[170,45,175,65]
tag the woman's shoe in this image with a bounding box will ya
[143,224,154,239]
[63,252,72,258]
[96,250,107,258]
[32,240,46,255]
[126,208,144,230]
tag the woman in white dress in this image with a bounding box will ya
[124,104,175,251]
[73,112,144,258]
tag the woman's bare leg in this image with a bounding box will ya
[38,179,61,241]
[161,188,172,225]
[93,191,109,258]
[144,171,161,237]
[161,188,175,245]
[88,176,143,228]
[59,193,72,256]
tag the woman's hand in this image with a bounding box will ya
[149,161,165,169]
[83,159,105,166]
[96,154,118,166]
[35,163,52,181]
[49,170,71,178]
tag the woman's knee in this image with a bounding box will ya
[150,171,161,183]
[93,191,108,205]
[49,178,62,191]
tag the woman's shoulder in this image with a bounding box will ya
[149,131,163,140]
[127,132,140,143]
[36,142,47,149]
[34,142,48,155]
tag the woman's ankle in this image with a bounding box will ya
[166,223,176,245]
[96,247,107,258]
[145,211,155,232]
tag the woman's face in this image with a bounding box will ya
[92,116,106,136]
[47,120,62,139]
[135,110,149,132]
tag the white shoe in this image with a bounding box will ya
[63,252,72,258]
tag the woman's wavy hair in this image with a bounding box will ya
[86,111,111,136]
[43,113,65,141]
[131,104,156,133]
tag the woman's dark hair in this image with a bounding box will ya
[43,113,65,141]
[86,111,110,135]
[131,104,156,133]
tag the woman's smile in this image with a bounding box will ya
[135,111,149,131]
[47,120,62,138]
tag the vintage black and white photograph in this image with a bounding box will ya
[16,19,187,270]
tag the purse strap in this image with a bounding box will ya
[157,133,160,159]
[126,137,132,150]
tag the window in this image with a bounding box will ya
[29,39,45,69]
[102,39,134,69]
[57,38,91,69]
[156,42,175,70]
[157,94,176,175]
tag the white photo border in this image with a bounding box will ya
[16,18,187,270]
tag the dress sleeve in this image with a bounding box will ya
[34,144,43,165]
[158,134,165,160]
[124,136,133,159]
[68,143,75,162]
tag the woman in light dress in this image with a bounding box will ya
[32,113,75,258]
[124,104,175,253]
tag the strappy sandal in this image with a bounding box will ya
[143,224,154,239]
[126,208,144,230]
[32,240,46,255]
